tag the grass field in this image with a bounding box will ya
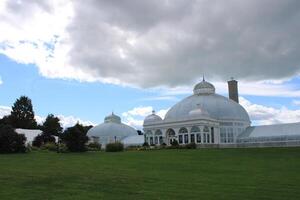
[1,148,300,200]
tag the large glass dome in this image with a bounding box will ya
[164,80,250,123]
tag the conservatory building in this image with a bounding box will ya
[143,79,300,148]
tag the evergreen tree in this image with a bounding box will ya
[42,114,63,136]
[10,96,37,129]
[61,123,89,152]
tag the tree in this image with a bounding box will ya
[10,96,37,129]
[32,134,55,147]
[0,124,26,153]
[61,123,89,152]
[0,115,12,126]
[42,114,63,136]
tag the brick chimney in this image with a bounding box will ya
[228,78,239,103]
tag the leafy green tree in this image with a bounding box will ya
[61,123,89,152]
[42,114,63,136]
[0,124,26,153]
[10,96,37,129]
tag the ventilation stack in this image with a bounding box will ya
[228,78,239,103]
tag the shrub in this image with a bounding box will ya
[42,142,57,152]
[57,143,68,153]
[0,124,26,153]
[185,142,197,149]
[105,142,124,152]
[126,145,142,151]
[142,142,149,147]
[32,134,56,147]
[171,140,179,147]
[87,142,102,151]
[32,134,43,147]
[160,143,167,149]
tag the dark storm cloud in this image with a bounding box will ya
[54,0,300,87]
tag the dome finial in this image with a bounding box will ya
[203,74,205,82]
[193,78,216,95]
[152,110,155,114]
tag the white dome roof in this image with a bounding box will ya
[87,113,137,145]
[164,80,250,123]
[188,105,211,119]
[193,79,215,95]
[144,111,162,125]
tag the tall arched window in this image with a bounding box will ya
[145,130,153,145]
[190,126,200,144]
[155,130,162,135]
[179,127,188,134]
[146,130,153,135]
[166,129,176,145]
[179,127,189,144]
[203,126,209,143]
[155,130,163,145]
[191,126,200,133]
[203,126,209,132]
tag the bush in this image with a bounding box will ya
[185,142,197,149]
[0,124,26,153]
[57,143,68,153]
[126,145,142,151]
[87,142,102,151]
[41,142,57,152]
[32,134,56,147]
[105,142,124,152]
[171,140,179,147]
[142,142,149,147]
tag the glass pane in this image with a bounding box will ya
[179,135,183,144]
[197,134,201,143]
[190,134,195,143]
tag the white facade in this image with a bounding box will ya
[143,79,300,148]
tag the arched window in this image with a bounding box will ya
[155,130,162,135]
[167,129,176,136]
[203,126,209,132]
[179,127,188,134]
[145,130,153,135]
[191,126,200,133]
[166,129,176,145]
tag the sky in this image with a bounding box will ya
[0,0,300,129]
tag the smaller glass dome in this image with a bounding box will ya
[193,79,215,95]
[104,112,121,124]
[144,110,162,125]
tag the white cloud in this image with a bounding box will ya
[122,106,169,129]
[0,76,2,85]
[0,105,94,129]
[0,105,11,118]
[293,100,300,106]
[155,80,300,98]
[35,115,95,129]
[240,97,300,125]
[1,0,300,89]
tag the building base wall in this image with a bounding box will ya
[194,141,300,148]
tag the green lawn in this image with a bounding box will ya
[1,148,300,200]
